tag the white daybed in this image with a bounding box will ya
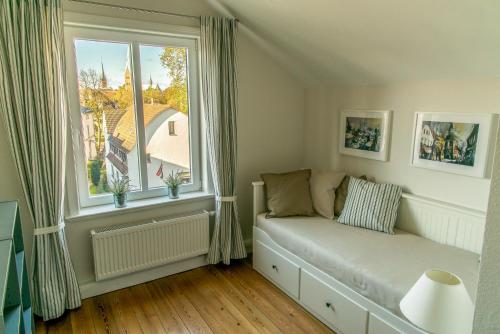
[252,181,484,334]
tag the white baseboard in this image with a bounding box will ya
[79,255,207,299]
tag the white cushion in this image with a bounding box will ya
[310,170,346,219]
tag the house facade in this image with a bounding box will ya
[80,106,97,161]
[103,103,190,188]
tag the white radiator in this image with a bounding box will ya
[91,211,209,281]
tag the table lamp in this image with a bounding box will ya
[400,270,474,334]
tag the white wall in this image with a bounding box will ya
[236,31,304,238]
[0,0,305,287]
[304,79,500,211]
[473,126,500,333]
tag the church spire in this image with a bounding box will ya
[148,75,153,88]
[124,65,131,87]
[99,61,108,89]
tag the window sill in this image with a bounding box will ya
[65,191,214,223]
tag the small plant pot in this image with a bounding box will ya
[168,186,179,199]
[113,193,127,208]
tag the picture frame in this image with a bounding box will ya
[410,112,497,178]
[339,110,392,161]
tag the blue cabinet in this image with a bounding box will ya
[0,202,33,334]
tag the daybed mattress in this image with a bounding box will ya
[256,213,479,316]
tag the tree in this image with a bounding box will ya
[160,47,188,113]
[113,84,133,110]
[79,68,115,155]
[143,85,162,105]
[90,160,101,186]
[160,47,187,85]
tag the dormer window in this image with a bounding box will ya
[168,121,176,136]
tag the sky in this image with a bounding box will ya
[74,39,178,89]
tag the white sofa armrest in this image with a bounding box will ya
[252,181,266,226]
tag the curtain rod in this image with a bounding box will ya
[68,0,239,22]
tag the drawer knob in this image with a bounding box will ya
[272,264,279,272]
[325,302,336,312]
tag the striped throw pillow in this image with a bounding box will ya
[338,177,402,234]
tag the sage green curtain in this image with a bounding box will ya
[0,0,81,320]
[201,16,247,264]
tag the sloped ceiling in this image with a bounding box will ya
[212,0,500,85]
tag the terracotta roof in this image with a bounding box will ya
[111,103,173,152]
[105,109,126,135]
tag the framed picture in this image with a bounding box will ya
[411,112,497,178]
[339,110,392,161]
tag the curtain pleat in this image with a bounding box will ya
[200,16,247,264]
[0,0,81,320]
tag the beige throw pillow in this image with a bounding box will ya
[261,169,314,218]
[310,170,346,219]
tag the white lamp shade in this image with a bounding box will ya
[400,270,474,334]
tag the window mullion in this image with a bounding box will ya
[131,42,149,191]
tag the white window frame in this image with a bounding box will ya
[64,22,202,208]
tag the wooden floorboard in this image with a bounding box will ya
[36,260,334,334]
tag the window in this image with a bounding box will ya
[168,121,176,136]
[65,25,201,207]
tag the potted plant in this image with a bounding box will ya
[164,170,182,199]
[109,174,132,208]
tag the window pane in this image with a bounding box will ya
[74,39,140,196]
[139,45,191,188]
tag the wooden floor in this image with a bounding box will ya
[36,260,334,333]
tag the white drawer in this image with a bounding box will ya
[300,270,368,334]
[368,313,401,334]
[253,241,300,298]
